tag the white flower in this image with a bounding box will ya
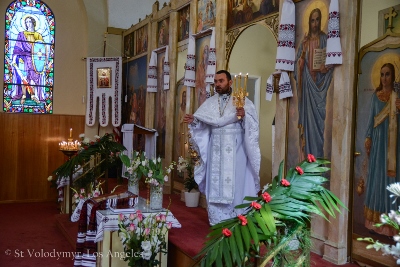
[387,183,400,203]
[394,235,400,242]
[127,167,133,174]
[389,210,397,220]
[47,176,53,181]
[141,249,152,260]
[152,158,157,164]
[83,137,90,144]
[164,175,168,182]
[157,157,161,163]
[79,133,85,138]
[142,160,146,166]
[177,165,185,172]
[94,135,100,140]
[141,240,151,251]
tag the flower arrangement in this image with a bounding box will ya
[71,180,104,204]
[145,157,175,186]
[118,210,173,267]
[357,182,400,264]
[120,150,175,186]
[177,156,198,192]
[196,155,347,266]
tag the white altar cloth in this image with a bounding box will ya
[87,197,181,243]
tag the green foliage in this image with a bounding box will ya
[177,156,198,192]
[196,157,347,266]
[54,133,126,184]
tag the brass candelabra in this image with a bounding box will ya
[232,73,248,120]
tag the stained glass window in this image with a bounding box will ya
[4,0,55,113]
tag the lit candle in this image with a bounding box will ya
[70,128,72,138]
[239,73,242,90]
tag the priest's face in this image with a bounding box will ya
[214,73,232,94]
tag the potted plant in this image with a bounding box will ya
[177,156,200,207]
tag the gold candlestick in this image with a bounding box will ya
[232,72,249,120]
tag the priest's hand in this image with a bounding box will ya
[183,114,194,123]
[236,107,245,119]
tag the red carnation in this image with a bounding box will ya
[295,166,304,175]
[250,201,262,210]
[262,192,272,203]
[222,228,232,237]
[307,154,316,163]
[281,178,291,187]
[238,215,248,226]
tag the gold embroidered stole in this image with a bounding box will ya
[374,91,397,177]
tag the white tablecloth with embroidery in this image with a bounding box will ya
[88,197,181,243]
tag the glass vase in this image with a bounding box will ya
[150,184,163,210]
[128,172,139,196]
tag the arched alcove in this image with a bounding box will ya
[228,23,277,186]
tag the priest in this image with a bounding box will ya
[183,70,260,225]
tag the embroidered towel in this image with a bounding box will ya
[147,51,157,92]
[163,45,170,90]
[279,71,293,99]
[184,35,196,87]
[325,0,342,65]
[266,74,274,101]
[275,0,295,71]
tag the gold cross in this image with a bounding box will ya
[385,7,398,33]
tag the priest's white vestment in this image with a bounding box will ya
[188,92,260,225]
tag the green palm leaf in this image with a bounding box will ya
[196,158,347,266]
[234,226,245,260]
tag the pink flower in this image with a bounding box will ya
[222,228,232,237]
[250,201,261,210]
[238,215,248,226]
[136,212,143,222]
[295,166,304,175]
[166,222,173,229]
[129,213,136,220]
[159,214,166,222]
[80,188,85,194]
[281,178,291,187]
[307,154,316,163]
[144,228,151,235]
[129,223,135,232]
[74,193,79,198]
[262,192,272,203]
[119,213,124,221]
[156,215,161,222]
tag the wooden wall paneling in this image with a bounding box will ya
[0,114,85,203]
[0,113,18,201]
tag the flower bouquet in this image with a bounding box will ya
[145,157,175,210]
[118,210,173,267]
[120,151,175,209]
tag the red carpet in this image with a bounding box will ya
[0,202,75,267]
[0,178,361,266]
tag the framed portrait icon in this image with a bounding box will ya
[97,67,112,88]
